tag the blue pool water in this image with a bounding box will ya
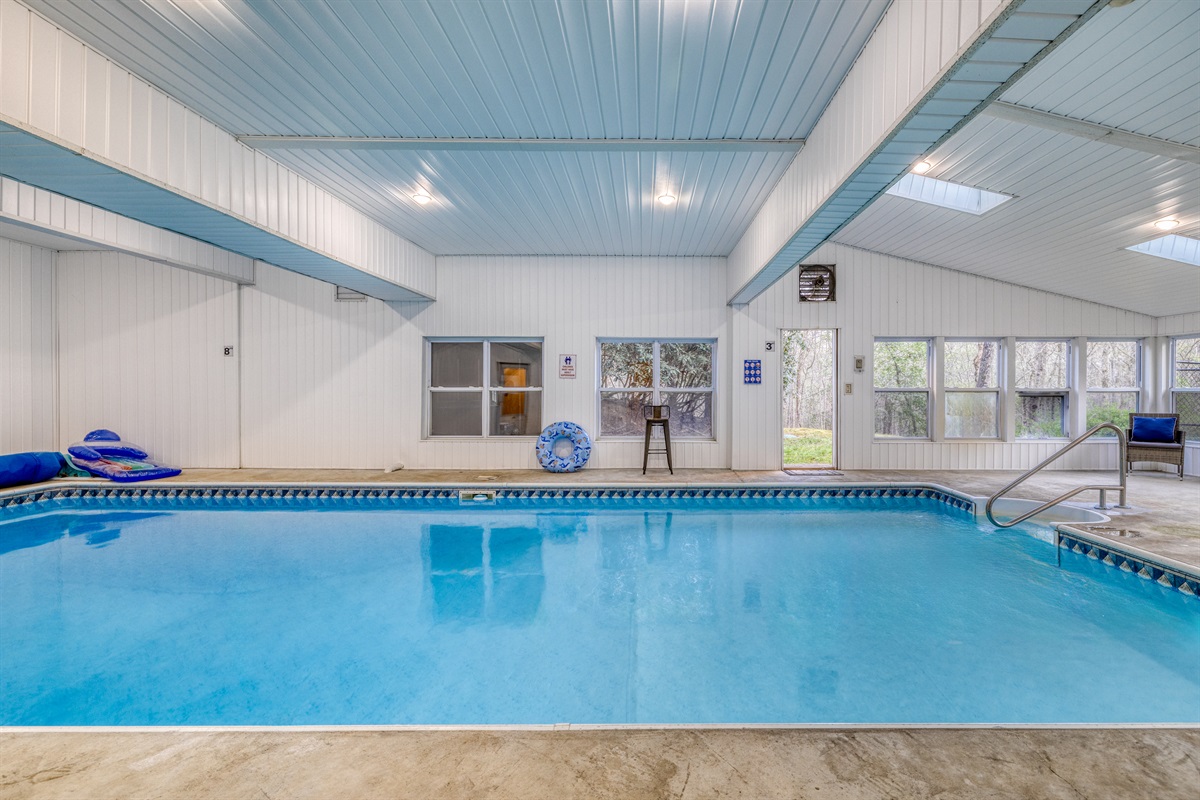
[0,493,1197,725]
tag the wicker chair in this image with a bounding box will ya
[1126,412,1186,480]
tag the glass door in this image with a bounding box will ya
[781,329,836,469]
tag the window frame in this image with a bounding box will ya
[873,337,932,440]
[595,338,717,440]
[424,337,544,438]
[1171,335,1200,444]
[1014,338,1072,440]
[1084,338,1142,435]
[942,338,1002,440]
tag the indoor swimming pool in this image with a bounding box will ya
[1,487,1196,726]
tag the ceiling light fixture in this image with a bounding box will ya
[1154,218,1180,231]
[658,194,676,206]
[911,161,932,174]
[411,191,432,205]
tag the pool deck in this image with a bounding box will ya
[1,468,1197,800]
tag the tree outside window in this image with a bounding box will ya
[944,340,1000,439]
[598,340,714,437]
[1085,340,1139,436]
[1016,340,1070,439]
[1172,336,1200,441]
[874,339,930,438]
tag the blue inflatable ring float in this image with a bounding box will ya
[536,421,592,473]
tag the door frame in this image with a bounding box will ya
[780,327,839,470]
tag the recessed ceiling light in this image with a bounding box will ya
[911,161,932,174]
[412,191,431,205]
[1154,218,1180,231]
[658,194,676,206]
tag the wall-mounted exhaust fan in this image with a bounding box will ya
[798,265,835,302]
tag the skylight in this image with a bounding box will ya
[1127,234,1200,267]
[885,173,1013,215]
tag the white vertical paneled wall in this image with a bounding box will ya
[733,243,1157,471]
[237,256,728,470]
[9,237,1188,474]
[0,0,435,297]
[55,251,239,467]
[398,256,729,470]
[239,263,406,469]
[0,236,55,451]
[1155,312,1200,338]
[726,0,1008,298]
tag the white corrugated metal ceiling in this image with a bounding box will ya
[14,0,1200,315]
[20,0,888,257]
[834,0,1200,317]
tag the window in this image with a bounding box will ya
[1086,340,1140,436]
[598,340,714,437]
[885,173,1013,215]
[1172,336,1200,442]
[1015,340,1070,439]
[427,339,542,436]
[944,340,1000,438]
[874,339,930,438]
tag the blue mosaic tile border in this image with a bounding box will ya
[1058,531,1199,599]
[0,483,976,515]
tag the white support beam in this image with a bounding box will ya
[0,0,435,302]
[0,176,255,284]
[727,0,1107,307]
[239,136,806,154]
[983,101,1200,164]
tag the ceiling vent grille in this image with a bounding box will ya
[798,265,835,302]
[335,286,367,302]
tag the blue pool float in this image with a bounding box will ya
[0,452,65,489]
[536,421,592,473]
[67,430,181,483]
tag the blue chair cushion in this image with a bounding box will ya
[1131,416,1176,444]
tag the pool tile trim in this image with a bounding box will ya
[1055,525,1200,597]
[3,481,1197,594]
[0,482,976,514]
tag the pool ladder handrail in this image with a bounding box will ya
[985,423,1129,528]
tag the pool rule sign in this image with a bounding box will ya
[559,354,577,378]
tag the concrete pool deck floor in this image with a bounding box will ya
[1,468,1197,799]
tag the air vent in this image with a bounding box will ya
[798,265,835,302]
[335,286,367,302]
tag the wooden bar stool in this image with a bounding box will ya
[642,404,673,475]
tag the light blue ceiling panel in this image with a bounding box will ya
[21,0,889,257]
[0,123,430,302]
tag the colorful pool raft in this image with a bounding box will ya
[65,429,181,483]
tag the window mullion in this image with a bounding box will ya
[652,341,661,405]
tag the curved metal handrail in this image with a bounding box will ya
[985,423,1128,528]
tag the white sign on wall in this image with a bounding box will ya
[559,354,577,378]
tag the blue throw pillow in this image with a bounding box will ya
[1131,416,1176,444]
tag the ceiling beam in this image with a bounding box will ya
[237,137,805,153]
[0,2,436,303]
[983,101,1200,164]
[726,0,1109,307]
